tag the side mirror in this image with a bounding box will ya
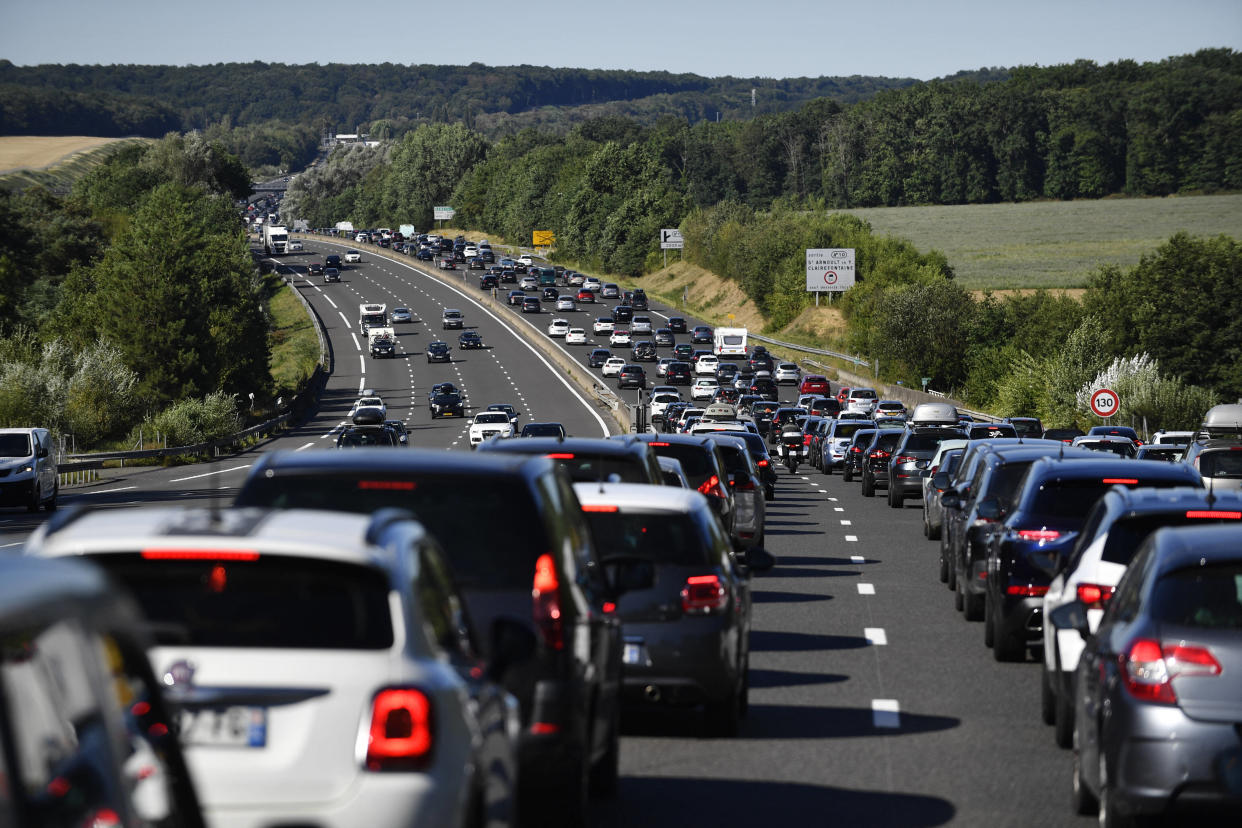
[743,547,776,573]
[36,446,49,458]
[1048,601,1091,641]
[975,497,1001,521]
[931,471,951,489]
[940,491,962,510]
[485,616,537,681]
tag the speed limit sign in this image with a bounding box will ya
[1090,388,1120,418]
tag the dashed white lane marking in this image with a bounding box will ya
[324,296,337,309]
[358,377,366,394]
[358,355,366,373]
[351,333,361,351]
[872,699,901,729]
[840,520,852,526]
[828,497,839,502]
[865,628,888,645]
[850,555,865,564]
[169,464,251,483]
[79,486,138,494]
[857,583,875,595]
[296,442,315,451]
[0,541,23,548]
[845,535,859,542]
[834,507,845,512]
[338,311,350,325]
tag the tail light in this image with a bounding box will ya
[869,450,890,460]
[1186,509,1242,519]
[896,455,917,465]
[1076,583,1115,608]
[681,574,727,614]
[1017,529,1061,543]
[532,553,564,651]
[803,434,813,446]
[756,458,769,468]
[1005,584,1049,597]
[697,474,729,500]
[366,688,433,770]
[1122,638,1221,704]
[1102,478,1138,485]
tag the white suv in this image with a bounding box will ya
[25,507,526,828]
[846,387,878,415]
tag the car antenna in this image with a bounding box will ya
[1206,476,1216,507]
[1058,440,1064,460]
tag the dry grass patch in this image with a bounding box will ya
[0,136,123,173]
[636,261,768,330]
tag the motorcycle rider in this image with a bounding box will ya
[780,420,804,472]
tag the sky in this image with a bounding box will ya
[2,0,1239,80]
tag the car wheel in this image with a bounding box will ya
[842,465,853,482]
[927,516,941,541]
[888,486,902,508]
[1040,667,1056,726]
[938,538,949,583]
[992,604,1024,662]
[963,586,984,621]
[947,559,957,592]
[703,683,740,738]
[1054,687,1075,749]
[44,481,57,512]
[588,703,620,798]
[26,485,40,513]
[984,593,995,647]
[823,463,832,476]
[954,576,965,611]
[861,474,874,497]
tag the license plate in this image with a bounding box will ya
[179,707,267,748]
[916,460,929,468]
[623,642,648,666]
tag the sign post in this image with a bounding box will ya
[1090,388,1120,422]
[660,229,684,269]
[433,206,455,229]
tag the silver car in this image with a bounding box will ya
[921,440,967,540]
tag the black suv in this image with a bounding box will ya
[428,391,464,418]
[842,428,878,482]
[982,456,1201,661]
[234,450,624,823]
[478,436,664,485]
[886,426,966,508]
[627,434,736,536]
[630,289,649,310]
[860,429,903,497]
[613,305,633,324]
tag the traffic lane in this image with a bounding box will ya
[311,241,612,438]
[610,465,1090,828]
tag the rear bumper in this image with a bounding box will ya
[997,594,1043,645]
[619,621,735,706]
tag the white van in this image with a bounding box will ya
[0,427,58,512]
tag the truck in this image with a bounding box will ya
[714,327,748,357]
[367,327,396,359]
[262,224,289,255]
[358,303,387,335]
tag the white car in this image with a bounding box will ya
[24,507,521,828]
[631,316,653,334]
[556,295,577,312]
[847,387,878,415]
[547,318,570,337]
[593,317,615,335]
[463,245,478,258]
[774,362,801,384]
[566,328,587,344]
[520,275,539,291]
[656,357,674,377]
[609,329,632,347]
[650,393,681,420]
[582,277,602,292]
[469,411,516,446]
[344,249,362,263]
[691,377,720,401]
[602,357,626,377]
[288,240,304,252]
[517,254,534,266]
[355,233,369,243]
[348,394,386,419]
[695,354,720,376]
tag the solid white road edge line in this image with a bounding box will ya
[168,464,252,483]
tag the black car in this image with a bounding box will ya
[691,326,714,345]
[426,340,452,363]
[458,330,484,349]
[859,429,903,497]
[630,341,657,362]
[307,262,324,278]
[500,268,517,283]
[613,305,633,324]
[325,254,341,269]
[507,290,526,306]
[886,426,966,508]
[667,317,688,334]
[234,451,625,823]
[522,297,541,313]
[749,377,778,402]
[416,247,435,261]
[323,266,340,283]
[542,286,559,301]
[627,434,736,534]
[428,392,464,418]
[630,289,649,310]
[983,456,1201,662]
[654,328,675,347]
[665,362,692,386]
[479,274,499,289]
[479,436,663,485]
[842,428,879,482]
[618,364,647,390]
[468,256,484,269]
[520,422,567,438]
[588,348,612,368]
[1003,416,1043,438]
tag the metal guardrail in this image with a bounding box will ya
[740,332,871,370]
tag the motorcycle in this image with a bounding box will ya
[780,431,805,474]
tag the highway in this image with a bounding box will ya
[2,240,1093,827]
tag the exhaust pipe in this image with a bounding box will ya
[643,684,661,702]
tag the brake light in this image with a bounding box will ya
[681,574,727,614]
[1102,478,1139,485]
[869,450,890,459]
[1005,584,1049,597]
[803,434,813,445]
[698,474,727,499]
[532,554,564,651]
[366,688,433,770]
[545,453,575,459]
[649,441,670,447]
[141,549,260,561]
[1122,638,1222,704]
[358,480,416,490]
[581,504,618,512]
[896,455,917,465]
[82,809,121,828]
[757,459,769,467]
[1186,510,1242,519]
[1076,583,1115,608]
[1017,529,1061,542]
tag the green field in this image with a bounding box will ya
[840,194,1242,289]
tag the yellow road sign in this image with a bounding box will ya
[532,230,556,246]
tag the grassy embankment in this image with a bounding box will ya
[265,272,322,401]
[0,136,152,192]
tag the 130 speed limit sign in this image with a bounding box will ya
[1090,388,1120,418]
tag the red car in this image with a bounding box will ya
[836,386,852,405]
[800,375,830,395]
[577,288,595,303]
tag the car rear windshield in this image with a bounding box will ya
[585,512,709,566]
[831,423,869,439]
[875,432,902,450]
[903,433,959,452]
[1026,478,1188,520]
[236,474,548,589]
[0,434,31,457]
[647,444,714,485]
[549,454,649,484]
[1148,563,1242,629]
[339,429,395,447]
[1102,515,1242,565]
[92,555,393,649]
[1199,450,1242,479]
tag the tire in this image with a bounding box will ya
[1054,687,1075,749]
[938,540,949,583]
[984,593,995,647]
[991,602,1025,662]
[26,485,40,514]
[947,559,957,592]
[927,516,941,541]
[704,683,740,738]
[843,465,853,483]
[861,474,874,497]
[954,577,965,611]
[963,587,984,622]
[588,704,620,797]
[44,482,57,512]
[888,486,902,508]
[1040,668,1056,726]
[823,463,833,476]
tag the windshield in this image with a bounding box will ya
[1199,451,1242,479]
[475,414,509,424]
[1149,564,1242,629]
[586,512,709,566]
[0,434,32,457]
